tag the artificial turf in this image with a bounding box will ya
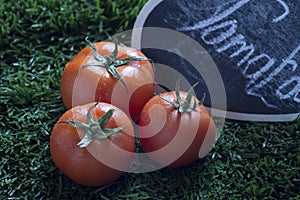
[0,0,299,199]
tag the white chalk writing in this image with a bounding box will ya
[273,0,290,23]
[201,20,237,44]
[177,0,298,108]
[255,44,300,90]
[217,34,255,66]
[177,0,250,31]
[276,76,300,103]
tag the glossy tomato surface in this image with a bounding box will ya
[138,91,216,168]
[50,102,135,187]
[60,42,154,121]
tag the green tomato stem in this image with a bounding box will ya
[59,103,124,148]
[76,37,152,93]
[160,81,205,113]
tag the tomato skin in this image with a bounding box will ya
[50,102,135,187]
[138,91,216,168]
[60,42,154,121]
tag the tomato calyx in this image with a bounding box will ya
[60,103,123,148]
[161,82,205,113]
[76,37,151,92]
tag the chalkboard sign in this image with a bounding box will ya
[131,0,300,122]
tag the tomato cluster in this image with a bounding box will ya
[50,38,216,187]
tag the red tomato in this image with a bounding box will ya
[50,102,135,187]
[60,38,155,121]
[138,83,216,168]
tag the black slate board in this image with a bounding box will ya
[132,0,300,121]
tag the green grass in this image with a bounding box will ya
[0,0,299,199]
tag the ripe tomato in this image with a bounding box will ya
[138,83,216,168]
[60,37,155,121]
[50,102,135,187]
